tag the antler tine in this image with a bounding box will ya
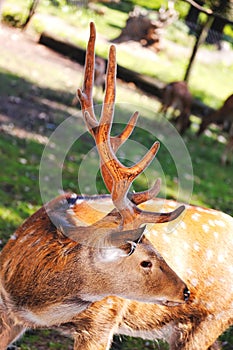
[77,22,98,133]
[111,111,139,152]
[128,178,162,205]
[99,44,116,129]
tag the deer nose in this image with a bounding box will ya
[183,286,190,302]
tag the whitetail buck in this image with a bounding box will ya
[0,23,189,349]
[198,94,233,165]
[160,81,192,134]
[57,23,231,350]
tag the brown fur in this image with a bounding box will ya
[198,94,233,164]
[160,81,192,134]
[198,94,233,136]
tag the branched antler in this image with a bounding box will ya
[77,22,184,231]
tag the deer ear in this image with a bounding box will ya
[106,225,146,246]
[98,226,146,262]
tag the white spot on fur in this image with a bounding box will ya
[205,280,212,288]
[183,242,190,250]
[207,314,214,321]
[214,220,226,227]
[196,207,210,213]
[218,254,225,263]
[191,213,201,221]
[186,268,193,276]
[172,229,178,236]
[180,221,187,230]
[151,229,158,237]
[206,249,213,260]
[206,276,215,285]
[208,219,215,227]
[213,231,219,239]
[205,301,214,310]
[202,224,209,233]
[193,242,200,251]
[167,201,177,208]
[10,234,17,240]
[191,278,198,287]
[162,234,170,243]
[196,207,218,216]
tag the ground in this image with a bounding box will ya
[0,23,83,140]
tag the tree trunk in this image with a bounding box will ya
[184,15,214,82]
[21,0,40,30]
[206,17,225,47]
[185,0,204,32]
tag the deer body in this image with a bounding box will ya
[160,81,192,134]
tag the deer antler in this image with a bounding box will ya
[77,22,185,230]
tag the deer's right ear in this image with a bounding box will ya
[106,225,146,246]
[98,226,146,262]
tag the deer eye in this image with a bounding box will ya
[140,260,152,269]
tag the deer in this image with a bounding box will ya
[159,81,192,134]
[72,55,105,106]
[94,56,106,93]
[197,94,233,165]
[197,93,233,136]
[53,23,232,350]
[0,23,190,349]
[221,122,233,165]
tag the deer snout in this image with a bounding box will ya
[183,286,190,302]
